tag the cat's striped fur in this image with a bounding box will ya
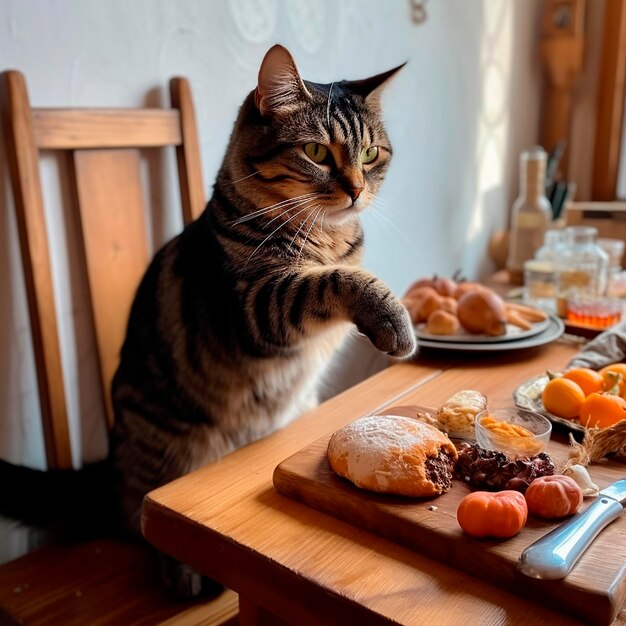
[1,45,415,597]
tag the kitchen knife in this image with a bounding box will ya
[518,478,626,580]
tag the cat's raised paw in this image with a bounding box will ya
[356,298,416,358]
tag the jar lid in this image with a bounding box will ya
[565,225,598,237]
[544,229,565,245]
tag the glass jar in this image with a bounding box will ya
[506,147,553,285]
[598,238,625,297]
[555,226,609,317]
[535,228,566,264]
[522,229,565,312]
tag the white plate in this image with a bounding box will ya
[416,314,564,352]
[514,373,586,433]
[415,315,551,344]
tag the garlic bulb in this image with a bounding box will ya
[564,464,600,497]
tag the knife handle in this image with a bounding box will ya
[518,496,624,580]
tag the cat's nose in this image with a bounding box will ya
[349,187,363,202]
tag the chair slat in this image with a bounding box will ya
[170,77,206,224]
[73,149,150,428]
[0,70,73,469]
[32,109,182,149]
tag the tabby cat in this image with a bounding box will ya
[1,44,416,596]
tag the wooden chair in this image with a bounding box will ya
[0,71,239,625]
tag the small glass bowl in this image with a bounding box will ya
[566,295,623,330]
[475,408,552,459]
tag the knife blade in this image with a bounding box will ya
[518,478,626,580]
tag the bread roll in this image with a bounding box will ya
[438,296,458,315]
[327,415,458,497]
[436,389,487,438]
[417,292,443,322]
[426,309,460,335]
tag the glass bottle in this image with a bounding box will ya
[506,147,553,285]
[555,226,609,318]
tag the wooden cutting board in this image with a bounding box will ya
[273,406,626,626]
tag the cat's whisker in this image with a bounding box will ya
[233,195,313,226]
[326,82,335,131]
[297,206,323,262]
[367,201,414,252]
[287,205,317,253]
[260,192,317,214]
[368,202,396,229]
[236,199,317,249]
[243,202,318,269]
[228,170,261,185]
[370,194,390,209]
[318,210,325,234]
[263,196,320,229]
[233,192,317,225]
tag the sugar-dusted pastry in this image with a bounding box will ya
[327,415,458,497]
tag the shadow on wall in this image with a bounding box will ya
[473,0,542,281]
[455,0,509,282]
[392,1,540,286]
[363,0,488,292]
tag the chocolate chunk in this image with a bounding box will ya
[454,442,555,493]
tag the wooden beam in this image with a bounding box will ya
[592,0,626,199]
[540,0,586,176]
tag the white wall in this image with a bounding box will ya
[0,0,542,560]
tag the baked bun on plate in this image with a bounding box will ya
[327,415,458,497]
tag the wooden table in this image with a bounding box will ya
[142,340,625,626]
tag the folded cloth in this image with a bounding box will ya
[567,321,626,370]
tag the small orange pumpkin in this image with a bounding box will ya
[456,490,528,538]
[432,276,458,298]
[525,475,583,519]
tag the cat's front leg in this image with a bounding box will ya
[325,267,417,358]
[245,267,416,358]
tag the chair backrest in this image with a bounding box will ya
[0,71,206,470]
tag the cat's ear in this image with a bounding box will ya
[349,62,407,104]
[255,44,312,117]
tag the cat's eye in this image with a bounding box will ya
[360,146,379,164]
[303,142,328,164]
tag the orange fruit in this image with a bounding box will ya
[561,367,604,397]
[541,377,585,420]
[578,392,626,428]
[599,363,626,395]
